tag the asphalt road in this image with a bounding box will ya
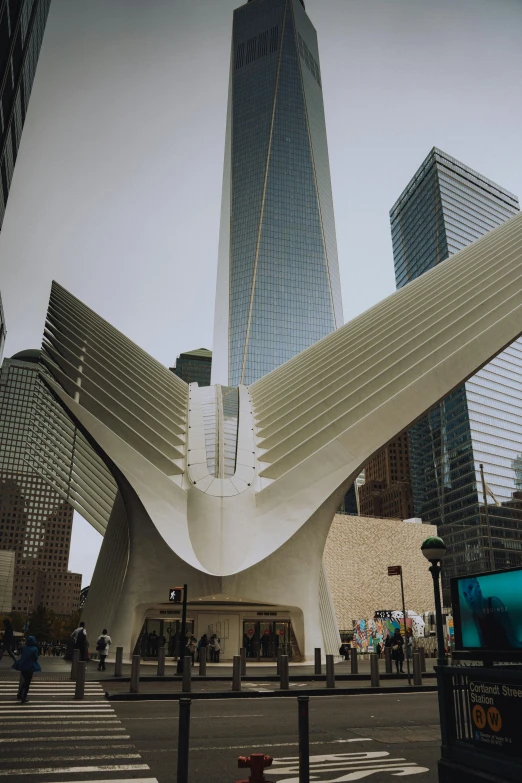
[117,693,440,783]
[0,680,440,783]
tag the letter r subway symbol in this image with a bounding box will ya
[472,705,486,729]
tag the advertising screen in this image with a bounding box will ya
[452,567,522,655]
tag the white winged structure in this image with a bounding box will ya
[35,212,522,659]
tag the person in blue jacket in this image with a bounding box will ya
[13,635,41,703]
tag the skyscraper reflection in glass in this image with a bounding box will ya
[212,0,343,386]
[391,148,522,592]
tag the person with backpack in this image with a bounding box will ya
[71,621,88,662]
[96,629,112,671]
[12,635,41,703]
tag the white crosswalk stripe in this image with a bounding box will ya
[0,680,153,782]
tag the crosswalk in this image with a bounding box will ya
[0,678,159,782]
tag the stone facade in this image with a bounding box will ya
[324,515,436,629]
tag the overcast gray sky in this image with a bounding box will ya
[1,0,521,584]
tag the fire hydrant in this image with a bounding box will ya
[236,754,274,783]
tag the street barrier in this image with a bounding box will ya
[385,647,392,673]
[74,661,85,700]
[326,654,335,688]
[157,646,166,676]
[199,646,206,677]
[298,695,310,783]
[240,646,246,676]
[70,648,79,681]
[280,654,289,689]
[370,652,380,687]
[350,647,358,674]
[177,697,191,783]
[232,655,241,691]
[413,652,423,685]
[130,654,140,693]
[114,646,123,677]
[314,647,321,675]
[182,656,192,692]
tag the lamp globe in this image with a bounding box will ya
[421,536,446,563]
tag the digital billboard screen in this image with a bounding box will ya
[452,567,522,656]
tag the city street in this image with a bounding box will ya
[0,679,440,782]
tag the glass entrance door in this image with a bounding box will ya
[242,619,295,660]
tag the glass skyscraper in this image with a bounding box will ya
[391,148,522,592]
[212,0,343,386]
[0,0,51,231]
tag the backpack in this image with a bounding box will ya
[96,636,107,652]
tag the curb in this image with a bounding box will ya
[106,684,438,701]
[101,672,436,684]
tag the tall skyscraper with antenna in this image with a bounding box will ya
[212,0,343,386]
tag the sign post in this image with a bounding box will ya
[388,565,412,685]
[170,584,188,674]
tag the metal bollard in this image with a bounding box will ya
[298,695,310,783]
[418,646,426,674]
[70,648,79,680]
[385,646,392,673]
[280,655,289,690]
[413,652,423,685]
[350,647,358,674]
[276,647,282,675]
[326,654,335,688]
[199,646,206,677]
[370,652,380,687]
[240,646,246,677]
[177,697,191,783]
[130,654,140,693]
[232,655,242,691]
[182,656,192,693]
[157,646,166,676]
[114,646,123,677]
[74,661,85,700]
[314,647,321,675]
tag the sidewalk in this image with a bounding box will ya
[0,654,437,682]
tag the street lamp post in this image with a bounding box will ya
[421,537,447,667]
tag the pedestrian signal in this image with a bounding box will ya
[169,587,183,603]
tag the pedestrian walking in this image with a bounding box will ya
[12,635,41,703]
[390,628,405,673]
[71,621,88,662]
[96,629,112,671]
[0,619,18,663]
[186,635,197,666]
[209,634,220,662]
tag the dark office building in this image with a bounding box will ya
[359,433,414,520]
[390,148,522,593]
[212,0,343,386]
[0,350,81,614]
[170,348,212,386]
[0,0,51,230]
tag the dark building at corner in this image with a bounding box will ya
[170,348,212,386]
[390,148,522,592]
[0,350,81,615]
[0,0,51,230]
[359,433,414,520]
